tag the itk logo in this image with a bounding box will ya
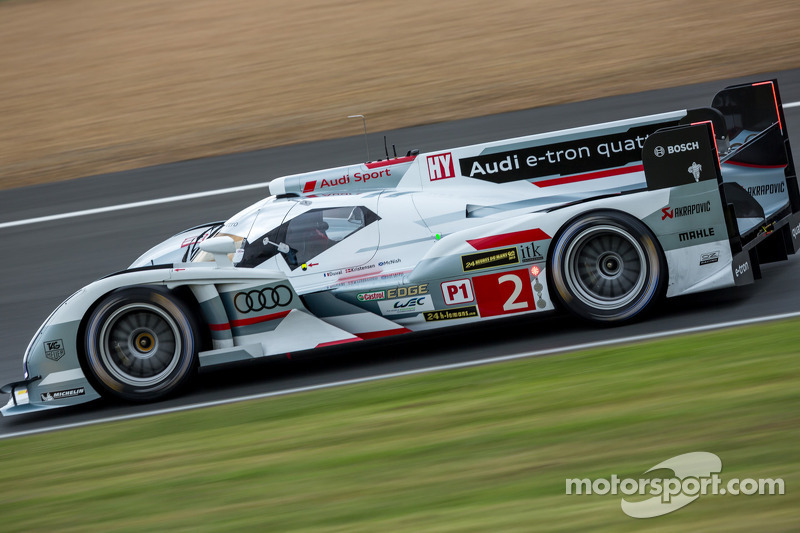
[661,207,673,220]
[427,152,456,181]
[520,242,543,262]
[566,451,785,518]
[688,162,702,182]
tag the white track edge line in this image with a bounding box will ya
[3,310,799,440]
[0,182,271,230]
[2,101,799,230]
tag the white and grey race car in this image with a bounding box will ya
[3,79,799,415]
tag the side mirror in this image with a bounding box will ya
[262,237,290,254]
[199,236,236,268]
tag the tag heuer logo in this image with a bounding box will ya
[44,339,65,361]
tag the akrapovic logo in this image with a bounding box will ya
[746,182,785,197]
[654,142,700,157]
[661,201,712,220]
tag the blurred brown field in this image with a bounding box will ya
[0,0,798,190]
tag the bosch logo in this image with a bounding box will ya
[669,141,699,153]
[735,262,750,278]
[654,146,665,157]
[234,285,293,313]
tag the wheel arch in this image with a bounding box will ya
[545,207,669,323]
[76,283,209,400]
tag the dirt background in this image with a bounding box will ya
[0,0,798,190]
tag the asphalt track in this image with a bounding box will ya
[1,70,799,436]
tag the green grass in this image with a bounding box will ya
[1,319,798,532]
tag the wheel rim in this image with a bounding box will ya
[563,224,647,310]
[98,303,182,387]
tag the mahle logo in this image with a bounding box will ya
[566,452,785,518]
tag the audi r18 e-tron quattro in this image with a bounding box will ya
[3,79,798,415]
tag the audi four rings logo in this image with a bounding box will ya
[234,285,294,313]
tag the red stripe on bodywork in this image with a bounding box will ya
[753,81,782,132]
[209,310,291,331]
[229,310,291,328]
[315,338,362,348]
[532,165,644,188]
[723,161,787,169]
[690,120,721,161]
[467,228,551,250]
[364,156,417,169]
[357,328,413,340]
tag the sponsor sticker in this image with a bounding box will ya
[424,306,479,322]
[473,269,535,317]
[378,295,435,316]
[688,162,702,182]
[233,286,293,313]
[441,279,474,305]
[700,251,720,266]
[661,201,712,220]
[427,152,456,181]
[357,290,386,301]
[746,182,785,197]
[386,284,429,299]
[43,339,65,361]
[679,227,715,242]
[732,252,754,286]
[457,121,676,184]
[41,387,85,402]
[462,247,519,272]
[519,241,544,262]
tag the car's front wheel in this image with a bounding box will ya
[83,288,199,401]
[549,211,666,323]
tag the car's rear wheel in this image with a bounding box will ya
[83,288,198,401]
[549,211,665,323]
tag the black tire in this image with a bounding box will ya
[83,287,199,401]
[549,211,666,323]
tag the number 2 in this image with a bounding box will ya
[499,274,528,311]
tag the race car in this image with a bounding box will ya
[3,79,799,415]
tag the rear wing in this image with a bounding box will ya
[642,81,800,285]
